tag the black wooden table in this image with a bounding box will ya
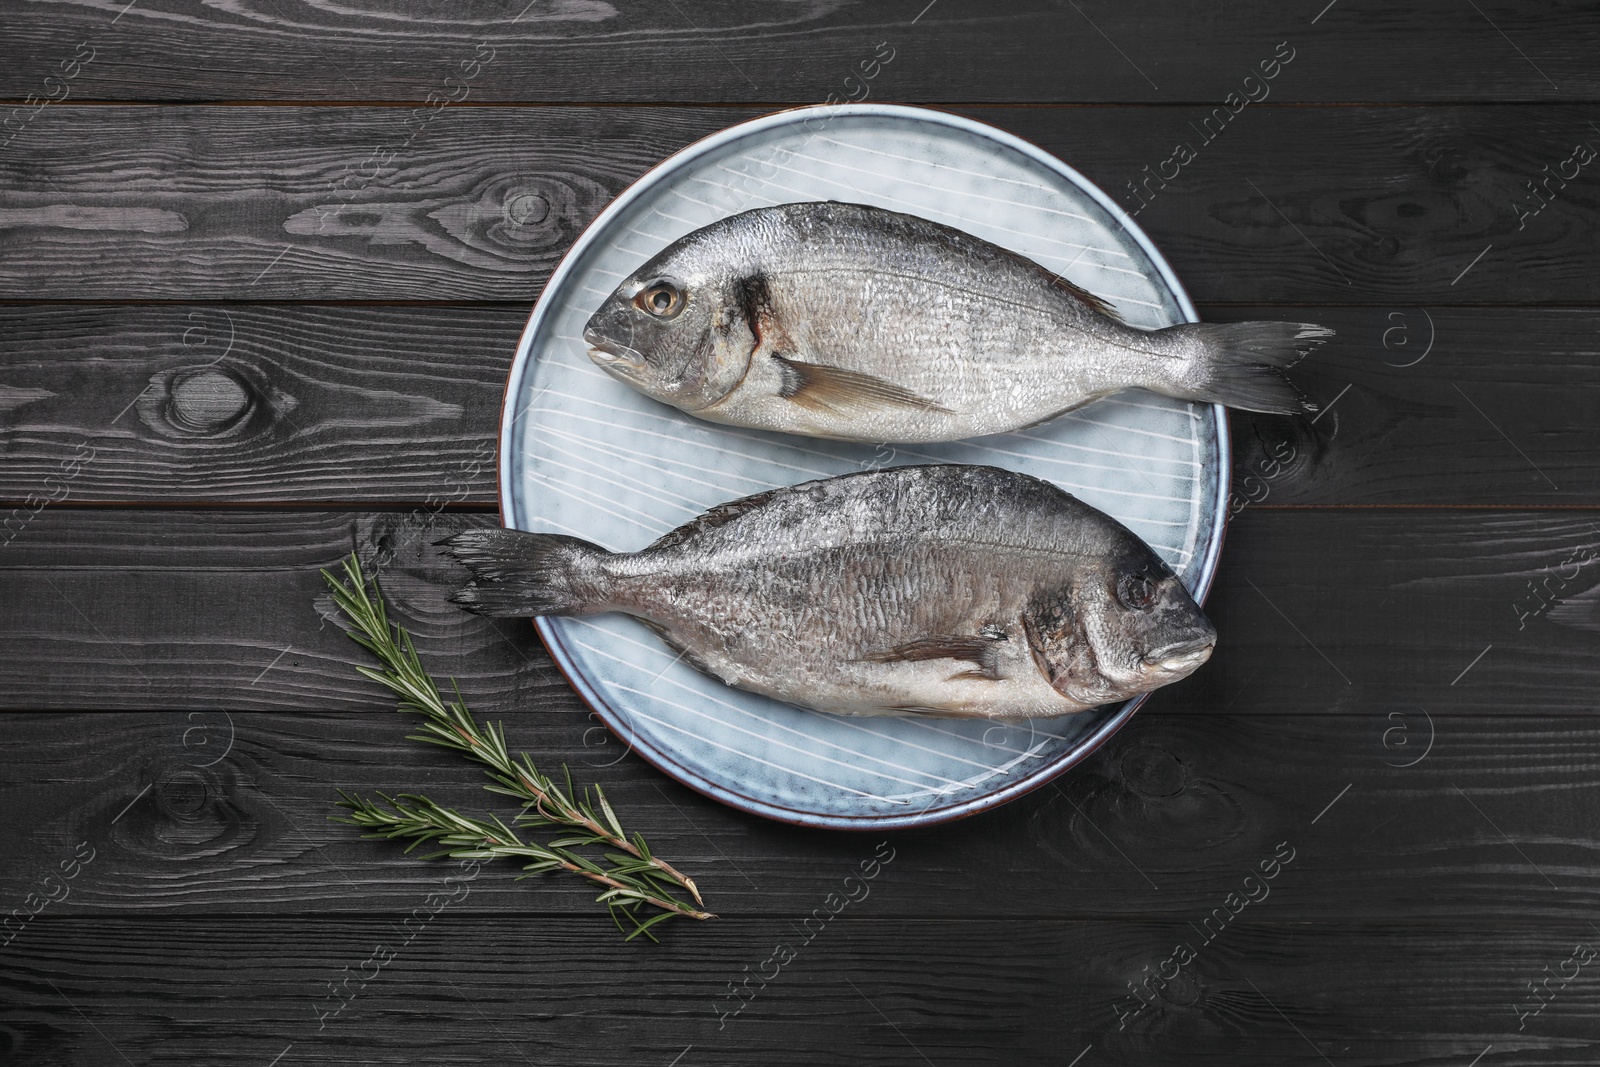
[3,3,1598,1064]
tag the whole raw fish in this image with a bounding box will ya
[446,465,1215,719]
[582,201,1330,442]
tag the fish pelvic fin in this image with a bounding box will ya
[773,355,952,417]
[1158,320,1333,415]
[859,632,1005,681]
[441,529,613,617]
[635,619,726,683]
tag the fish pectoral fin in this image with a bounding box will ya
[860,634,1002,681]
[773,355,952,417]
[883,704,975,719]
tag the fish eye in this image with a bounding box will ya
[1117,572,1158,611]
[634,279,684,319]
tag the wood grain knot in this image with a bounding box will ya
[1233,412,1319,492]
[117,763,252,855]
[157,769,209,818]
[136,364,282,440]
[1424,145,1469,185]
[437,174,611,265]
[1155,968,1203,1007]
[1120,744,1186,798]
[1358,190,1458,239]
[170,369,251,431]
[503,192,550,227]
[369,511,438,574]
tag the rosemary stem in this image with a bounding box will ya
[553,862,715,921]
[321,552,713,936]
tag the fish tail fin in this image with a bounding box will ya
[1156,321,1332,415]
[440,529,614,617]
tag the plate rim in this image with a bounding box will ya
[496,102,1231,831]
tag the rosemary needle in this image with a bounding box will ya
[322,552,713,939]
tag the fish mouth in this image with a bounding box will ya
[582,326,647,373]
[1144,635,1216,673]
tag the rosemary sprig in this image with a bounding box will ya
[335,791,702,942]
[321,552,712,939]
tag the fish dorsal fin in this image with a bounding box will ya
[1029,262,1124,324]
[860,631,1005,681]
[643,487,785,553]
[774,355,952,416]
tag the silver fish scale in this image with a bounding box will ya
[590,464,1198,719]
[681,202,1178,441]
[769,204,1147,425]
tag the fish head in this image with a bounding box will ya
[582,222,759,412]
[1023,549,1216,707]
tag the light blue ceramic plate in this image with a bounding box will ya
[500,104,1228,830]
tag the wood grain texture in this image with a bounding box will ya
[0,707,1595,923]
[0,305,510,504]
[1,508,1595,714]
[1223,306,1600,508]
[0,3,1593,1064]
[2,105,1597,302]
[0,0,1595,104]
[2,304,1595,507]
[3,917,1596,1066]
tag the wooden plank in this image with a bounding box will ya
[0,706,1596,922]
[1223,307,1600,508]
[2,304,1595,507]
[1,105,1597,302]
[1,0,1594,104]
[0,305,511,505]
[0,507,1594,714]
[2,917,1595,1065]
[0,508,1597,925]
